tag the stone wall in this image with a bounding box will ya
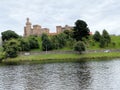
[24,18,73,37]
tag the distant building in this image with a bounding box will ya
[24,18,50,37]
[24,18,73,37]
[56,25,73,34]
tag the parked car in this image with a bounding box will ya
[104,50,110,53]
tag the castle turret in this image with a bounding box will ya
[26,18,31,25]
[24,18,32,37]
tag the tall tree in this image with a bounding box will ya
[1,30,19,42]
[93,31,101,42]
[41,33,52,51]
[18,38,30,51]
[102,29,111,46]
[28,36,39,49]
[73,20,90,41]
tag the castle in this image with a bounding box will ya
[24,18,73,37]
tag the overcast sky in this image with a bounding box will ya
[0,0,120,36]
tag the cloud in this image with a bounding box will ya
[0,0,120,36]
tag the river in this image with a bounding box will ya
[0,59,120,90]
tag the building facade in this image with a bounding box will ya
[24,18,50,37]
[24,18,73,37]
[56,25,73,34]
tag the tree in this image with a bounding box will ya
[99,37,106,48]
[93,31,101,42]
[18,38,30,51]
[51,35,59,49]
[73,20,90,41]
[102,29,111,46]
[63,30,73,39]
[3,39,20,58]
[57,33,67,48]
[51,33,67,49]
[28,36,39,49]
[74,41,86,54]
[41,33,53,51]
[1,30,19,42]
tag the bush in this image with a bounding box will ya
[0,52,6,61]
[28,36,39,49]
[3,39,20,58]
[19,38,30,51]
[74,41,86,54]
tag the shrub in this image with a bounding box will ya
[74,41,86,54]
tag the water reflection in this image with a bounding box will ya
[0,59,120,90]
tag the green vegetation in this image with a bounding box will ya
[3,39,20,58]
[2,52,120,64]
[41,33,53,51]
[1,19,120,64]
[74,41,85,53]
[1,30,19,42]
[73,20,90,41]
[88,35,120,50]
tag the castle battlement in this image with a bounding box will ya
[24,18,73,37]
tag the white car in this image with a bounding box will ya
[104,50,110,53]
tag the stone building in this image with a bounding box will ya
[56,25,73,34]
[24,18,73,37]
[24,18,50,37]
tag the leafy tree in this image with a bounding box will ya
[51,33,67,49]
[102,29,111,46]
[28,36,39,49]
[1,30,19,42]
[41,33,53,51]
[99,37,106,48]
[51,35,59,49]
[3,39,20,58]
[57,33,67,48]
[93,31,101,42]
[19,38,30,51]
[73,20,90,41]
[63,30,73,39]
[74,41,86,54]
[0,52,6,61]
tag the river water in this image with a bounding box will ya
[0,59,120,90]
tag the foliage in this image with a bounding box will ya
[0,46,5,61]
[63,30,73,39]
[41,33,53,51]
[3,39,20,58]
[1,30,19,42]
[74,41,86,54]
[28,36,39,49]
[93,31,101,42]
[51,33,67,49]
[99,37,106,48]
[102,29,111,46]
[57,33,67,48]
[18,38,30,51]
[99,30,111,48]
[73,20,90,41]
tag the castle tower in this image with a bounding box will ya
[24,18,32,37]
[56,26,62,34]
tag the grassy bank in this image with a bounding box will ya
[2,52,120,64]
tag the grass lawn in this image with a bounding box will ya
[2,52,120,64]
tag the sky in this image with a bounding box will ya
[0,0,120,36]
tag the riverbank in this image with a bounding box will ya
[2,52,120,64]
